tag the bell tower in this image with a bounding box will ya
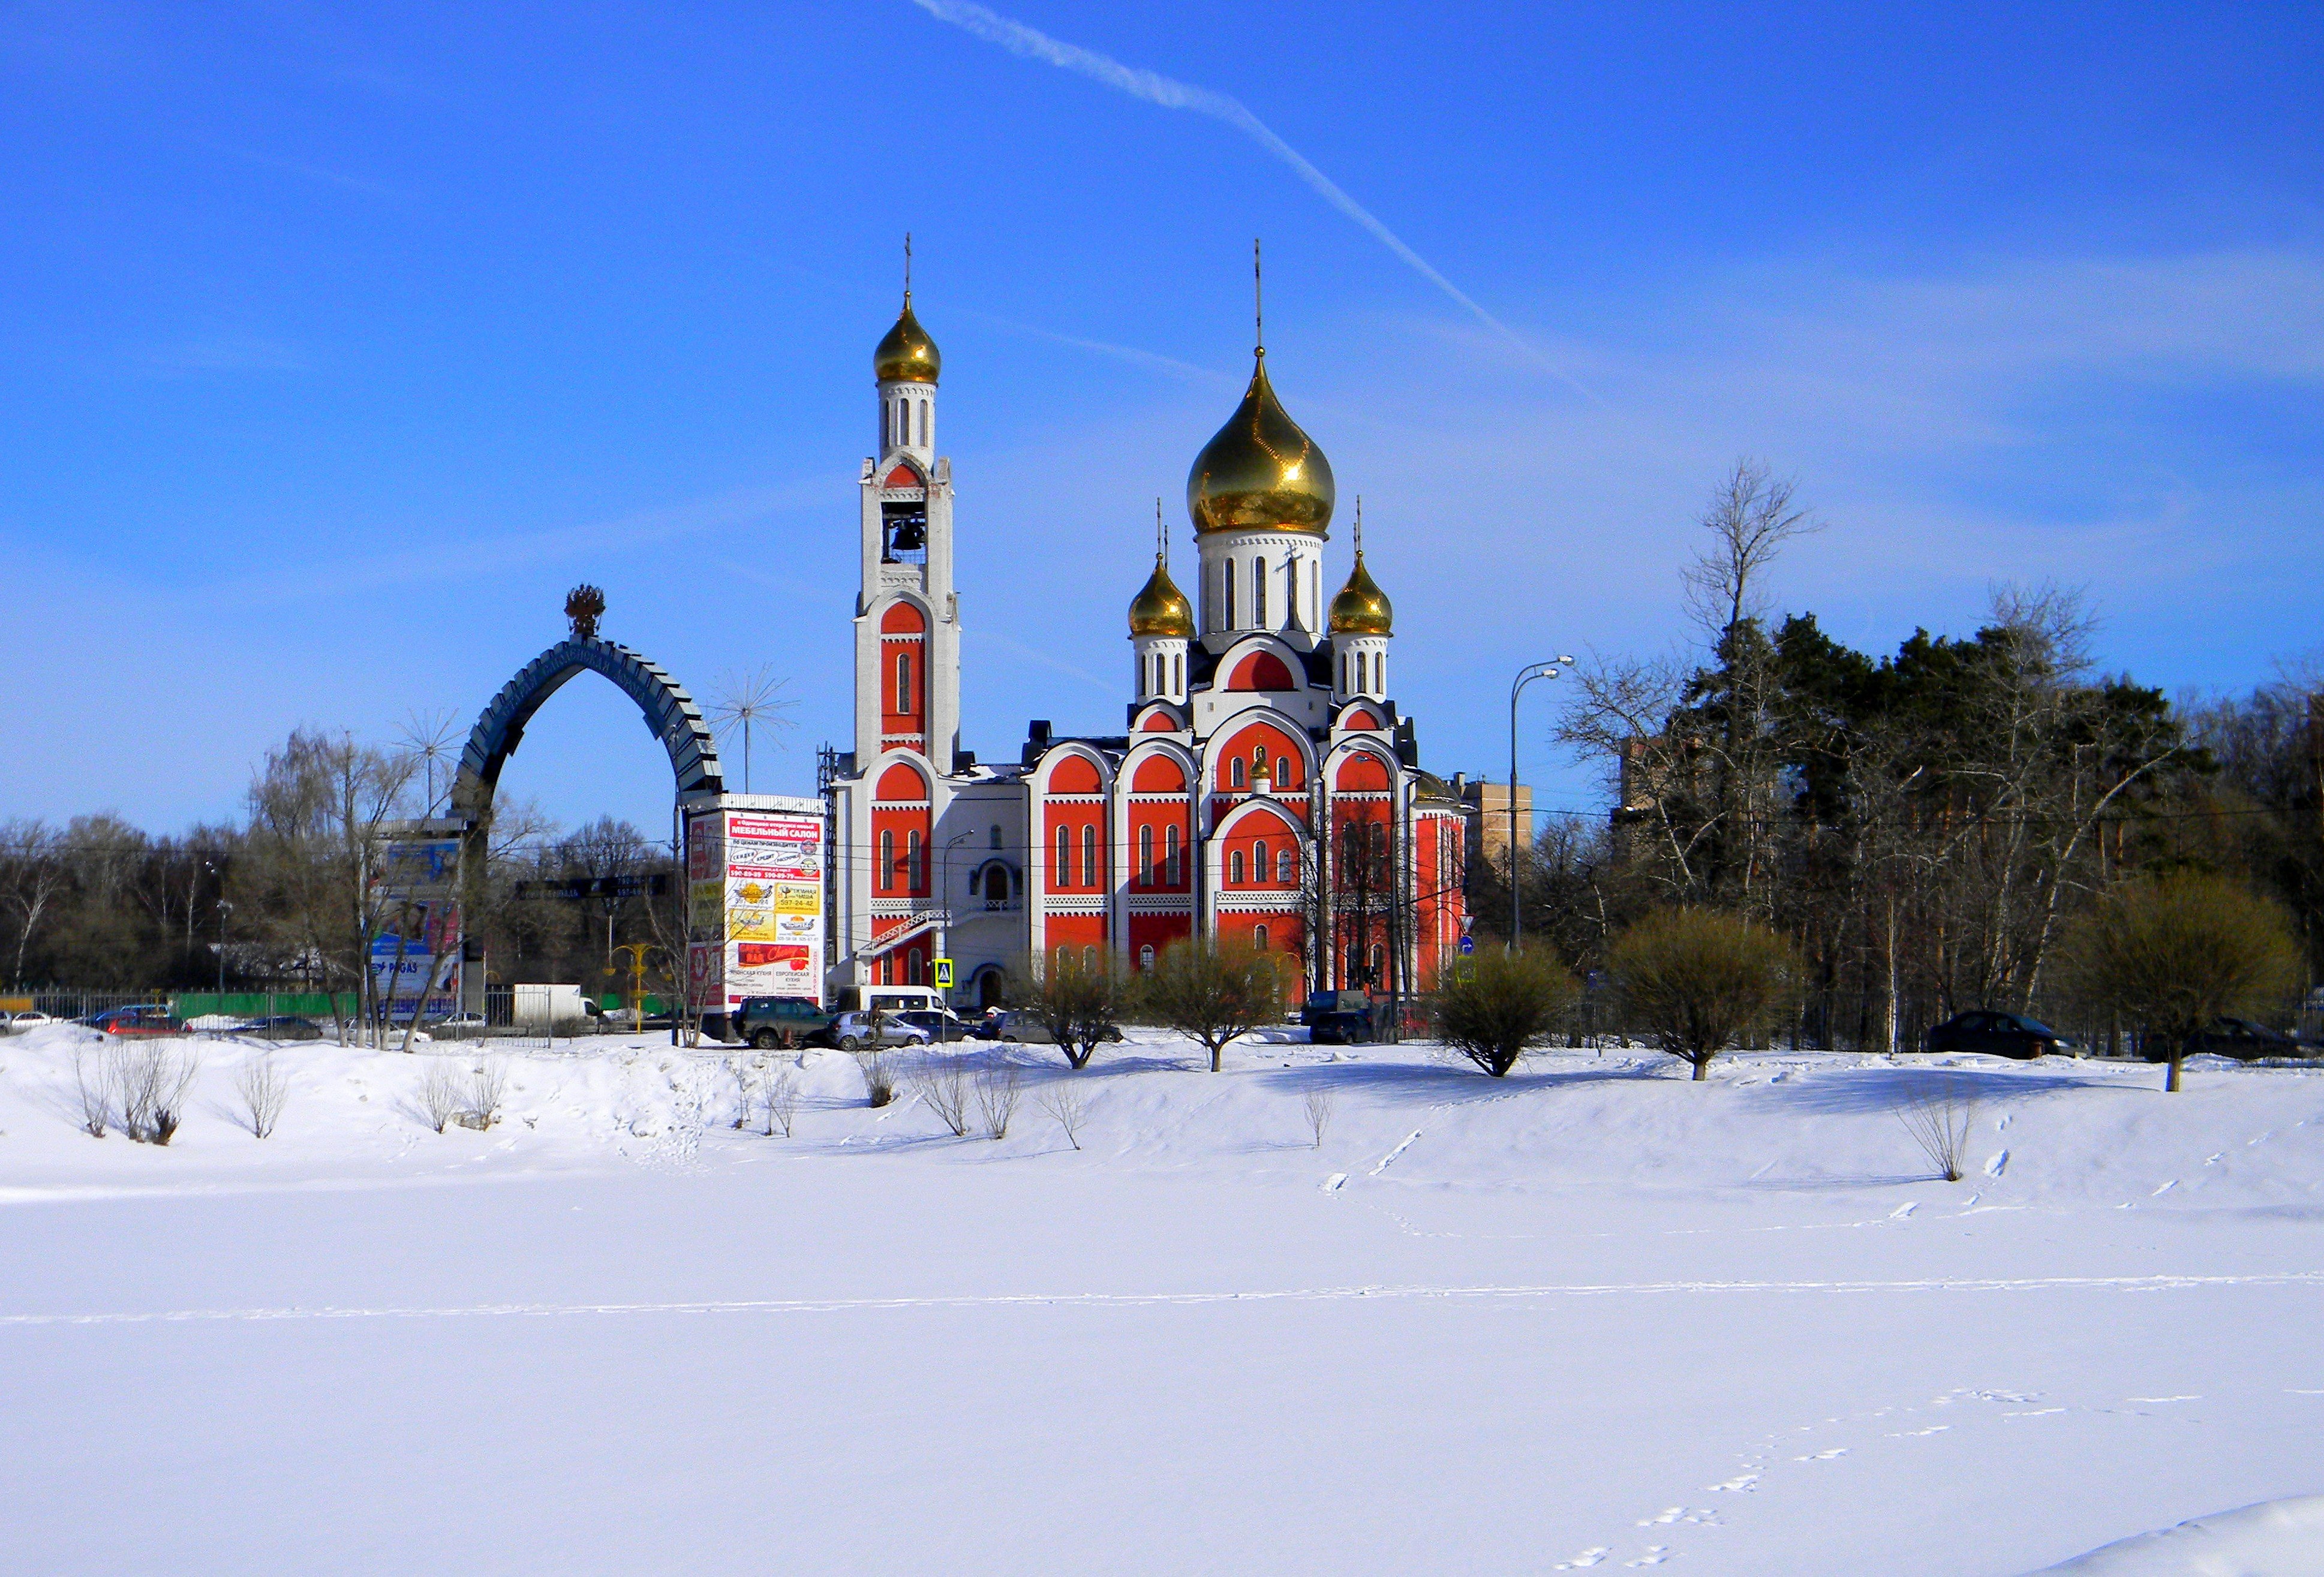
[856,236,961,771]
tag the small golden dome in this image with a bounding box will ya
[874,296,941,384]
[1186,352,1334,535]
[1128,556,1194,638]
[1330,552,1393,635]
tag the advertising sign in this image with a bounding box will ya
[372,832,464,1021]
[687,796,826,1012]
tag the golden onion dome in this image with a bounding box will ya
[1127,556,1194,639]
[1330,552,1393,636]
[874,296,941,384]
[1186,351,1334,535]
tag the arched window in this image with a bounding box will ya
[1253,925,1269,951]
[1165,825,1182,886]
[880,953,894,986]
[908,951,924,985]
[908,830,925,892]
[878,829,895,892]
[1370,944,1385,980]
[990,824,1002,850]
[1230,850,1247,884]
[1172,653,1183,693]
[1276,754,1292,786]
[984,866,1008,903]
[1253,839,1270,883]
[1054,825,1071,886]
[1138,824,1154,886]
[1311,562,1321,628]
[1231,757,1247,788]
[1253,559,1267,626]
[1082,824,1098,888]
[1277,846,1297,884]
[1224,567,1235,629]
[895,652,913,714]
[1339,652,1348,692]
[918,400,928,447]
[1138,944,1155,970]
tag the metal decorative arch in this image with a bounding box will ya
[449,637,723,823]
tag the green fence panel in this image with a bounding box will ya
[173,992,358,1020]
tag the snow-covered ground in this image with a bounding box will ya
[2,1024,2319,1575]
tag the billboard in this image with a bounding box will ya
[686,797,825,1011]
[372,833,462,1021]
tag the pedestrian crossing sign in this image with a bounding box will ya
[934,958,954,989]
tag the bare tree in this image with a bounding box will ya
[234,1053,289,1139]
[1138,938,1283,1072]
[764,1069,801,1137]
[1303,1087,1335,1148]
[0,820,68,982]
[1038,1079,1089,1150]
[1609,907,1802,1079]
[70,1045,112,1137]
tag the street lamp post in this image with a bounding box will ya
[1507,656,1577,950]
[935,832,973,1003]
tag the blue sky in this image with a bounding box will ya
[4,1,2320,840]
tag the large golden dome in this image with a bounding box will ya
[874,296,941,384]
[1127,556,1194,638]
[1187,351,1334,535]
[1330,552,1393,635]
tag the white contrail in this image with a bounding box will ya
[910,0,1596,400]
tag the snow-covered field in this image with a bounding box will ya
[2,1024,2319,1575]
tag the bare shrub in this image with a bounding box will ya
[235,1054,289,1139]
[1896,1080,1978,1182]
[113,1043,199,1144]
[732,1061,760,1129]
[464,1058,507,1129]
[763,1069,800,1137]
[1303,1087,1335,1148]
[973,1064,1021,1140]
[1430,946,1582,1076]
[420,1061,464,1133]
[1038,1080,1089,1150]
[914,1056,972,1137]
[856,1049,897,1108]
[70,1046,112,1137]
[1609,907,1802,1081]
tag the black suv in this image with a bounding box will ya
[1303,990,1381,1045]
[1925,1011,2074,1059]
[732,995,835,1049]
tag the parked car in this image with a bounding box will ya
[243,1015,324,1042]
[2139,1016,2300,1062]
[4,1010,56,1032]
[1303,990,1383,1045]
[79,1004,177,1038]
[987,1009,1122,1046]
[808,1010,930,1052]
[433,1011,490,1033]
[897,1009,976,1043]
[733,995,837,1049]
[1925,1011,2076,1059]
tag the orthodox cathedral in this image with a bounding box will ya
[827,275,1468,1011]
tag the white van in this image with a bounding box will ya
[862,987,945,1016]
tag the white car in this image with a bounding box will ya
[6,1010,56,1031]
[823,1011,930,1052]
